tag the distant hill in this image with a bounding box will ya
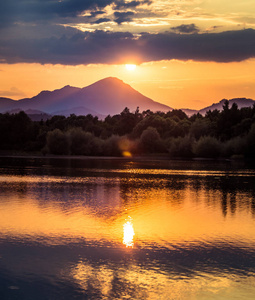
[53,106,105,119]
[198,98,255,115]
[181,108,198,116]
[182,98,255,116]
[0,77,172,117]
[6,108,52,121]
[0,97,16,112]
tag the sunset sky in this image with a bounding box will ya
[1,0,255,109]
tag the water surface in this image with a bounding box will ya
[0,157,255,299]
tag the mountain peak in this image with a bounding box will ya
[99,77,123,83]
[0,77,172,116]
[86,77,125,89]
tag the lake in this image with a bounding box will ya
[0,156,255,299]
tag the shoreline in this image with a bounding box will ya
[0,152,245,162]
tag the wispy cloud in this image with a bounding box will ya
[0,87,26,97]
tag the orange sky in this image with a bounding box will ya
[1,59,255,109]
[1,0,255,109]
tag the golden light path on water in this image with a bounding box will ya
[123,217,135,247]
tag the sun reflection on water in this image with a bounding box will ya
[123,217,135,247]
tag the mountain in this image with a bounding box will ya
[1,79,254,118]
[72,77,172,115]
[0,97,16,112]
[198,98,255,115]
[53,106,105,119]
[182,98,255,116]
[11,85,81,113]
[0,77,172,117]
[181,108,198,116]
[6,108,52,121]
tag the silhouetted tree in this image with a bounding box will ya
[140,127,165,153]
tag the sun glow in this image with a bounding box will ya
[125,64,137,71]
[123,218,135,247]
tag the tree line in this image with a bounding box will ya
[0,101,255,158]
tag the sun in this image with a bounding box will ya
[125,64,137,71]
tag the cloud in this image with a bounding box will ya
[0,0,152,27]
[114,11,135,24]
[1,29,255,65]
[0,0,116,26]
[171,24,200,34]
[94,18,112,24]
[205,25,222,32]
[0,87,26,97]
[114,0,152,10]
[0,0,153,31]
[139,29,255,62]
[88,11,106,18]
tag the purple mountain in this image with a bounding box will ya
[182,98,255,116]
[0,77,172,117]
[1,78,254,117]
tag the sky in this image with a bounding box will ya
[1,0,255,109]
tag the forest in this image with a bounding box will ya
[0,101,255,159]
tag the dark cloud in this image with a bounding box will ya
[139,29,255,62]
[114,0,152,9]
[206,25,222,32]
[171,24,200,34]
[88,11,106,18]
[94,18,111,24]
[114,11,135,24]
[115,0,141,9]
[1,29,255,65]
[0,0,115,26]
[0,31,136,65]
[0,0,154,29]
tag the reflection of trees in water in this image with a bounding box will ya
[35,180,121,215]
[218,176,254,217]
[230,191,237,215]
[2,166,255,219]
[187,175,255,217]
[24,174,255,218]
[251,191,255,217]
[221,191,228,217]
[119,175,186,209]
[15,181,28,199]
[1,181,28,201]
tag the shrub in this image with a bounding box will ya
[68,127,94,155]
[46,129,69,155]
[223,136,247,157]
[193,136,222,158]
[168,135,194,158]
[104,135,122,156]
[245,123,255,157]
[90,137,104,156]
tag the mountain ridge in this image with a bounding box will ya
[182,97,255,116]
[0,77,254,118]
[0,77,172,117]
